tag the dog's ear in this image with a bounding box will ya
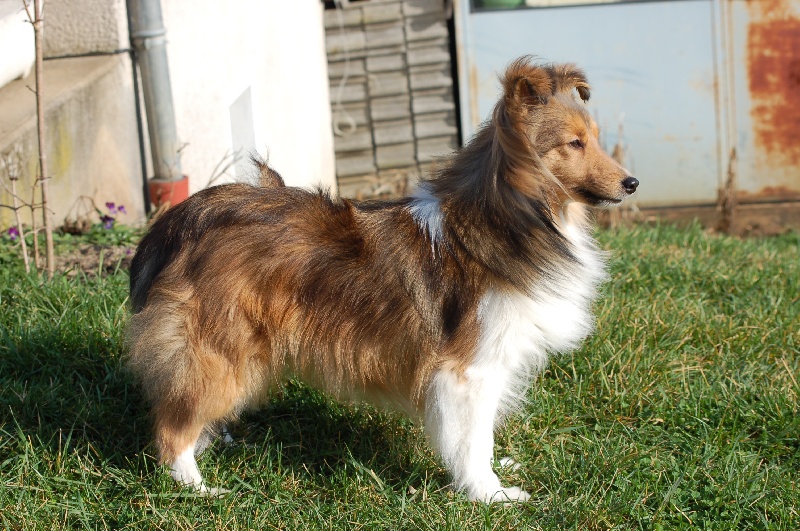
[551,63,591,102]
[502,57,553,108]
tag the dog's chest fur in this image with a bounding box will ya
[410,192,607,377]
[469,210,608,414]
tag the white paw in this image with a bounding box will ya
[495,486,530,503]
[467,482,531,503]
[471,485,531,504]
[197,484,231,497]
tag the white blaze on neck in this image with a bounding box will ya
[408,184,444,251]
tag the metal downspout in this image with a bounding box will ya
[127,0,186,206]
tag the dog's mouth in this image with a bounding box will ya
[575,188,623,206]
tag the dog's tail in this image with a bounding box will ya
[252,154,285,188]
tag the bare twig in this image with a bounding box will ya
[22,0,54,277]
[1,151,30,272]
[205,149,244,189]
[9,176,31,272]
[21,0,33,21]
[29,172,40,269]
[32,0,54,277]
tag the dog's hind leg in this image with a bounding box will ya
[425,365,530,503]
[128,290,247,495]
[193,428,215,457]
[193,424,235,457]
[153,404,207,491]
[154,388,238,496]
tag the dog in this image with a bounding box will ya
[126,57,638,503]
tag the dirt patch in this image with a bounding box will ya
[594,202,800,238]
[55,244,134,277]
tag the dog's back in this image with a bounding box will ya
[129,159,284,313]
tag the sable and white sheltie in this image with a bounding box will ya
[127,57,638,502]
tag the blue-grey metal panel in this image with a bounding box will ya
[456,0,720,207]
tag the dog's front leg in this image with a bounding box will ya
[425,366,530,503]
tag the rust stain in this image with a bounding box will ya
[738,185,800,200]
[746,0,800,167]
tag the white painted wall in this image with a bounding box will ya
[4,0,334,215]
[0,0,35,88]
[162,0,336,193]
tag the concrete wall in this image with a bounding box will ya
[43,0,129,57]
[0,56,145,227]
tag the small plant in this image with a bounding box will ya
[60,198,139,248]
[87,202,140,247]
[0,224,30,268]
[1,197,141,271]
[99,202,127,229]
[60,197,128,234]
[6,226,20,241]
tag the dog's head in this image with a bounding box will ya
[496,58,638,207]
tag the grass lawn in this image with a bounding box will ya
[0,222,798,529]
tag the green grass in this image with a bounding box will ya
[0,222,798,529]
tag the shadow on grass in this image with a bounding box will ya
[0,323,438,490]
[233,381,436,486]
[0,325,149,460]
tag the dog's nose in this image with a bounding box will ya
[622,176,639,194]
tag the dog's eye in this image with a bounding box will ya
[569,139,584,149]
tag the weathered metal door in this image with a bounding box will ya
[728,0,800,203]
[454,0,800,208]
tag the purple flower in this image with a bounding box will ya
[100,214,115,229]
[105,202,117,214]
[7,226,20,241]
[117,205,127,215]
